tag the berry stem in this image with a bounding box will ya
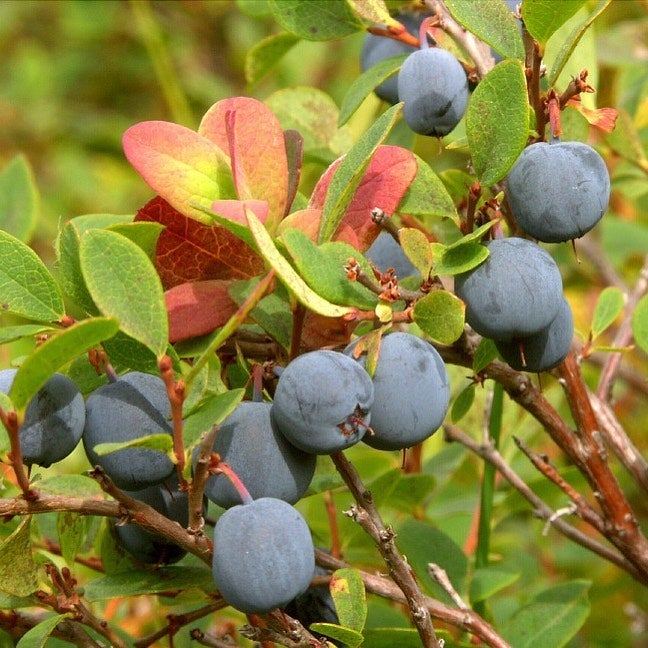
[215,461,253,506]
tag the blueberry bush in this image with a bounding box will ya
[0,1,647,646]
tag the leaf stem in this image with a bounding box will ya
[184,270,276,388]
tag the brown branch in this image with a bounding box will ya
[314,549,512,648]
[330,451,441,648]
[556,353,648,576]
[189,629,238,648]
[159,355,187,486]
[134,601,226,648]
[442,424,647,584]
[90,467,213,564]
[43,564,128,648]
[427,0,495,79]
[189,425,219,536]
[513,436,607,534]
[588,390,648,495]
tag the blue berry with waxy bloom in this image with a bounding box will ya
[271,350,374,455]
[0,369,85,468]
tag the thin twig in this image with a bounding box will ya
[314,549,512,648]
[442,423,647,584]
[331,451,441,648]
[513,436,607,534]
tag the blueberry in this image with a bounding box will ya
[0,369,85,468]
[365,231,419,278]
[201,401,316,508]
[454,237,564,340]
[114,476,191,565]
[285,566,340,639]
[361,13,424,104]
[83,371,175,490]
[212,497,315,614]
[506,140,610,242]
[495,297,573,372]
[271,350,374,454]
[346,332,450,450]
[397,46,469,136]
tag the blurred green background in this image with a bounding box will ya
[1,1,647,646]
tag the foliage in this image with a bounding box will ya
[0,0,647,647]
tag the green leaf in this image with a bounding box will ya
[591,286,624,340]
[0,324,52,346]
[57,511,92,567]
[473,337,499,374]
[372,470,436,512]
[469,567,520,603]
[466,60,529,187]
[451,384,475,423]
[397,154,458,221]
[83,566,215,601]
[55,214,133,314]
[309,623,364,647]
[0,517,39,597]
[546,0,611,86]
[79,229,168,359]
[521,0,588,45]
[396,518,468,601]
[412,291,465,345]
[93,433,173,457]
[282,228,378,310]
[399,228,433,277]
[16,613,73,648]
[319,103,402,243]
[0,154,39,243]
[102,330,161,374]
[182,389,246,447]
[362,628,424,648]
[339,54,408,126]
[8,317,118,411]
[444,0,524,59]
[107,221,165,261]
[330,568,367,632]
[632,294,648,355]
[229,279,293,351]
[266,87,351,162]
[37,474,104,497]
[502,580,591,648]
[0,591,35,610]
[433,242,489,276]
[245,208,352,318]
[245,31,301,86]
[0,230,65,322]
[346,0,397,26]
[267,0,363,41]
[446,220,499,249]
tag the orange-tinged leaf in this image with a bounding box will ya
[199,97,289,232]
[566,98,618,133]
[122,121,233,224]
[309,145,417,251]
[165,280,238,343]
[135,197,264,289]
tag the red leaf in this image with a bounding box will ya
[309,145,417,251]
[135,196,264,289]
[300,312,356,352]
[199,97,289,231]
[212,199,269,225]
[165,280,238,343]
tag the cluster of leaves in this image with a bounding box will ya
[0,0,647,647]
